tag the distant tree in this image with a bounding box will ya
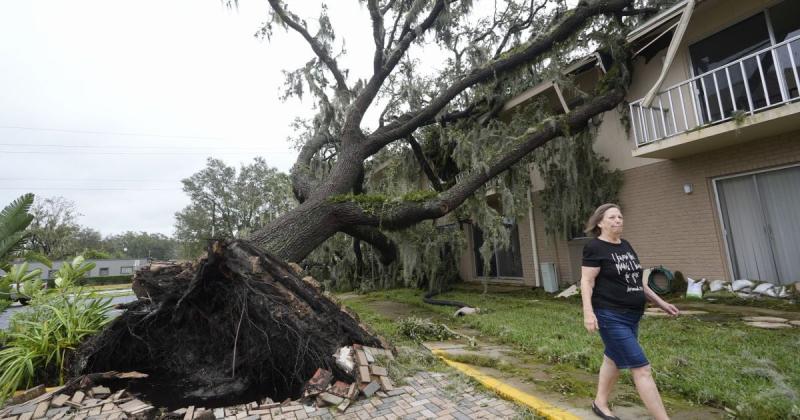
[104,232,178,260]
[27,197,81,260]
[81,249,114,260]
[72,227,104,254]
[174,157,296,258]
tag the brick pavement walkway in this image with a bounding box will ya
[275,371,525,420]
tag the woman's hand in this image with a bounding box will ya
[660,302,680,317]
[584,312,599,332]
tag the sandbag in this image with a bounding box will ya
[686,277,705,299]
[709,279,729,292]
[732,279,755,291]
[752,282,775,296]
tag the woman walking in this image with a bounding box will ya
[580,203,679,420]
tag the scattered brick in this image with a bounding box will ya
[70,391,85,405]
[379,375,394,391]
[355,349,369,366]
[358,366,371,383]
[317,392,344,407]
[370,365,388,376]
[361,381,381,398]
[89,386,110,398]
[303,368,333,396]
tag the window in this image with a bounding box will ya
[99,268,109,276]
[120,266,134,275]
[689,13,773,121]
[472,222,524,278]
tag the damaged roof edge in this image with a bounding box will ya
[627,0,690,43]
[503,1,697,113]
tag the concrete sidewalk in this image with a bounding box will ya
[423,340,727,420]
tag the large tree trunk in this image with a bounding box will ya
[71,240,383,409]
[248,199,343,263]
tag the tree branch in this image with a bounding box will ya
[383,1,406,53]
[363,0,633,156]
[339,225,397,265]
[342,0,448,136]
[380,0,398,16]
[290,130,335,203]
[492,1,546,59]
[367,0,386,74]
[340,57,630,229]
[267,0,349,94]
[618,7,659,16]
[406,135,443,192]
[470,1,512,45]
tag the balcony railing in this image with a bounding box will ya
[630,35,800,147]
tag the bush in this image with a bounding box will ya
[0,287,113,401]
[79,275,133,286]
[45,275,133,288]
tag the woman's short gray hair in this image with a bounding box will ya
[583,203,621,237]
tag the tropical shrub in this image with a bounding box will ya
[0,285,113,400]
[0,254,109,400]
[53,256,95,289]
[0,262,43,304]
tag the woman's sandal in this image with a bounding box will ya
[591,402,621,420]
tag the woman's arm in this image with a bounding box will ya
[580,266,601,332]
[643,281,680,316]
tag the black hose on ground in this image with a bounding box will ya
[423,289,471,308]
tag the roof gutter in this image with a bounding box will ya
[641,0,696,107]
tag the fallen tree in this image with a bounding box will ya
[71,240,382,407]
[70,0,664,407]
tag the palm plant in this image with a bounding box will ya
[0,193,35,271]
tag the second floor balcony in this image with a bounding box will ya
[630,30,800,159]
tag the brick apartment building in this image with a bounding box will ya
[457,0,800,289]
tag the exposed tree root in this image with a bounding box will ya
[70,240,383,408]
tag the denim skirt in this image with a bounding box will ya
[594,308,649,369]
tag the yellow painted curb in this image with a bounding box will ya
[431,349,580,420]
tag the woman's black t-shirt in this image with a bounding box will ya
[582,238,645,312]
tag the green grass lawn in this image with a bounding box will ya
[343,287,800,419]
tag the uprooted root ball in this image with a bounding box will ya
[70,240,383,409]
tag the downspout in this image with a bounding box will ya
[526,188,541,287]
[641,0,696,107]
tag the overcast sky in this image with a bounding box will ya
[0,1,381,236]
